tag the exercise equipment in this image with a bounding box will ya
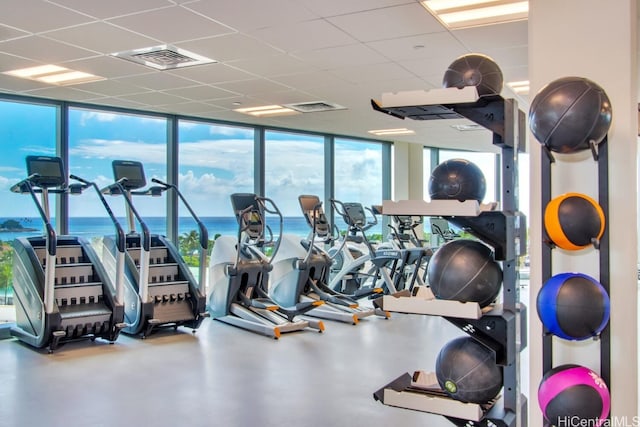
[427,239,502,308]
[529,76,612,154]
[10,155,125,351]
[328,199,401,299]
[436,336,503,404]
[443,53,504,97]
[376,211,431,292]
[382,215,432,288]
[102,160,208,337]
[428,158,487,202]
[537,272,610,341]
[544,192,605,250]
[269,195,376,324]
[208,193,323,338]
[538,364,610,426]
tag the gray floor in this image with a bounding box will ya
[0,307,530,427]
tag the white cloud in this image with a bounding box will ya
[70,139,166,164]
[0,166,21,172]
[79,111,118,126]
[209,125,253,138]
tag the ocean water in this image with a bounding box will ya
[0,216,316,242]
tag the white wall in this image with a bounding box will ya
[528,0,638,423]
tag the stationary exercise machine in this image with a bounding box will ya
[208,193,324,338]
[269,195,376,324]
[10,155,125,352]
[102,160,208,337]
[328,199,403,297]
[380,213,432,291]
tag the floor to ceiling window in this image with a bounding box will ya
[67,108,168,241]
[438,149,498,204]
[0,100,58,310]
[265,130,324,238]
[334,138,384,240]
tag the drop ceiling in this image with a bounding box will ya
[0,0,532,151]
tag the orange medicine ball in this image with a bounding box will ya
[544,193,605,250]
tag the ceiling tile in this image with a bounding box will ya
[228,54,318,78]
[63,56,152,78]
[156,101,224,114]
[0,24,29,42]
[184,0,318,32]
[43,22,160,54]
[0,53,41,73]
[175,33,282,62]
[367,32,466,62]
[162,85,239,100]
[215,78,293,96]
[453,20,528,51]
[23,86,103,102]
[480,45,528,70]
[116,72,200,90]
[254,90,319,105]
[249,19,357,53]
[167,63,256,84]
[293,44,388,70]
[0,0,94,33]
[69,79,149,97]
[108,6,234,43]
[298,0,413,18]
[49,0,174,20]
[0,36,98,63]
[398,56,463,85]
[86,96,149,110]
[0,73,50,92]
[207,96,262,110]
[118,91,189,105]
[327,3,442,42]
[329,62,415,84]
[271,71,350,91]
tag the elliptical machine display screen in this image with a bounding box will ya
[26,155,66,188]
[112,160,146,190]
[343,203,366,227]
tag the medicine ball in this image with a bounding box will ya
[539,364,610,426]
[427,239,502,308]
[443,53,504,97]
[529,76,612,153]
[435,336,503,404]
[544,193,605,250]
[536,272,610,341]
[428,158,487,202]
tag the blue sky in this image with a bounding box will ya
[0,102,385,219]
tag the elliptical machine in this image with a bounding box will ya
[377,212,432,292]
[328,199,404,298]
[102,160,208,337]
[208,193,324,339]
[269,195,377,324]
[10,155,125,352]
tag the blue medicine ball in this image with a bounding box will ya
[536,272,610,340]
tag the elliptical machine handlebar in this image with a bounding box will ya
[255,196,284,264]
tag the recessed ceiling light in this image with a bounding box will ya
[421,0,528,29]
[368,128,416,136]
[234,105,299,117]
[3,64,104,85]
[507,80,530,94]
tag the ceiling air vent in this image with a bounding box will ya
[111,45,216,71]
[284,101,346,113]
